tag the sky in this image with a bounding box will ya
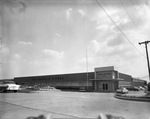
[0,0,150,82]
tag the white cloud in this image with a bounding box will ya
[42,49,64,59]
[78,9,85,16]
[13,53,20,59]
[95,24,109,31]
[55,33,62,38]
[2,45,10,55]
[2,1,150,79]
[18,41,32,45]
[88,40,100,56]
[66,8,72,20]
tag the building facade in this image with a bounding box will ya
[14,66,134,92]
[90,67,120,92]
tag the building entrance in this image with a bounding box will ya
[102,83,108,90]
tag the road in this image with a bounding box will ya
[0,90,150,119]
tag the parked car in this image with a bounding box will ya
[0,81,20,93]
[26,85,40,91]
[138,86,145,90]
[116,87,129,94]
[126,86,139,91]
[79,87,87,92]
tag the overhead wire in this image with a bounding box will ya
[129,0,143,24]
[95,0,146,58]
[105,0,131,38]
[119,0,138,28]
[102,0,129,32]
[119,0,146,40]
[119,0,146,57]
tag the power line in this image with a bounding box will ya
[119,0,139,29]
[129,0,143,24]
[95,0,146,58]
[119,0,146,45]
[104,0,130,33]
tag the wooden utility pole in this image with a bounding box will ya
[139,41,150,82]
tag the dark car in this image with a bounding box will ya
[126,86,139,91]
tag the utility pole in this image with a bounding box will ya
[0,37,2,64]
[139,41,150,82]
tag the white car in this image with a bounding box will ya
[0,81,21,93]
[116,87,129,94]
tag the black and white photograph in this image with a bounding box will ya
[0,0,150,119]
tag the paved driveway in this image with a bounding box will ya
[0,91,150,119]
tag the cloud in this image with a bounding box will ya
[2,0,27,13]
[95,24,109,31]
[2,45,10,55]
[78,9,86,16]
[13,53,20,59]
[55,33,62,37]
[42,49,64,59]
[66,8,72,19]
[18,41,32,45]
[88,40,100,56]
[107,34,125,47]
[1,45,10,62]
[1,0,150,79]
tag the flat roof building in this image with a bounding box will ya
[14,66,135,92]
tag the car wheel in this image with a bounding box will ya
[14,90,17,93]
[2,89,6,93]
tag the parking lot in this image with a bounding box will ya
[0,90,150,119]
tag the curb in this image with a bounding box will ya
[114,93,150,102]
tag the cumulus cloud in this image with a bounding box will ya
[13,53,20,59]
[66,8,72,19]
[78,9,86,16]
[2,45,10,55]
[2,0,27,13]
[42,49,64,59]
[88,40,100,56]
[18,41,32,45]
[1,0,150,80]
[95,24,109,31]
[107,34,125,47]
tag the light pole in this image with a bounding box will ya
[86,48,89,91]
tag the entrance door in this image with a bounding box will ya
[102,83,108,91]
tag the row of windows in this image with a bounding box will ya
[31,76,65,81]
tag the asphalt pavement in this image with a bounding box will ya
[0,90,150,119]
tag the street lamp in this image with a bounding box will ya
[86,48,89,91]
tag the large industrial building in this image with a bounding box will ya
[14,66,146,92]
